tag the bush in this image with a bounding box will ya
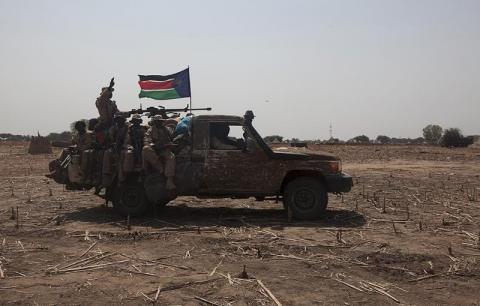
[440,128,473,147]
[376,135,391,144]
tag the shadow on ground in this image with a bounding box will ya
[63,201,366,229]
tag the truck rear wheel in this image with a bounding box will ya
[283,177,328,220]
[112,183,151,217]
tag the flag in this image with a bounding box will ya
[138,68,191,100]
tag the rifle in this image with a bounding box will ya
[122,105,211,119]
[108,77,115,91]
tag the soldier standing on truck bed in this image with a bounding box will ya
[95,78,118,130]
[142,115,176,190]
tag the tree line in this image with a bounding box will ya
[263,125,476,147]
[0,132,71,142]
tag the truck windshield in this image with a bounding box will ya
[245,122,274,156]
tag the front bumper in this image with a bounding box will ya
[325,172,353,193]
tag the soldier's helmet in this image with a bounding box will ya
[88,118,99,131]
[74,120,86,131]
[130,114,142,123]
[152,115,165,121]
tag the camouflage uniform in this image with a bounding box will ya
[102,114,128,186]
[72,131,93,151]
[95,87,118,128]
[69,121,94,184]
[125,114,145,166]
[142,115,176,189]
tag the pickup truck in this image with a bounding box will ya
[49,110,353,220]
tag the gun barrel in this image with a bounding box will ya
[166,107,211,112]
[190,107,212,111]
[121,106,212,118]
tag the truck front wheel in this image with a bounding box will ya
[283,177,328,220]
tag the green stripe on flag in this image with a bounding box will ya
[139,89,181,100]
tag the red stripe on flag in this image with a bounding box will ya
[138,80,175,90]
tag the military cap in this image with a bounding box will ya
[130,114,142,122]
[152,115,165,121]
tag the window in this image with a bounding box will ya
[209,122,244,150]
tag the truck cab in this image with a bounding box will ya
[130,111,353,219]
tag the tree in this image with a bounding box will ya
[350,135,370,144]
[440,128,473,147]
[422,124,443,144]
[376,135,391,144]
[47,131,72,142]
[263,135,283,143]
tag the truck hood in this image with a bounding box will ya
[271,147,338,161]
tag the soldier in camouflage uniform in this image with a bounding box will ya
[95,78,118,129]
[125,114,145,166]
[69,121,94,184]
[142,115,176,190]
[102,114,129,186]
[46,120,92,180]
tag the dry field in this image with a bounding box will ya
[1,141,480,305]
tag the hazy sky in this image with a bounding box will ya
[0,0,479,140]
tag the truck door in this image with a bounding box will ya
[200,122,269,194]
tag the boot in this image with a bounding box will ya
[45,171,56,179]
[165,177,176,190]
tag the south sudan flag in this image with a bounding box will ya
[138,68,191,100]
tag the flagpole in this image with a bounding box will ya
[188,66,192,114]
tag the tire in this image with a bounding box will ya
[283,177,328,220]
[144,173,175,209]
[112,183,151,217]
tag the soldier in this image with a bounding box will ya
[142,115,176,190]
[95,78,118,129]
[87,118,104,186]
[72,120,95,184]
[102,114,129,186]
[125,114,145,166]
[210,123,240,150]
[174,113,193,137]
[46,120,92,180]
[72,120,92,151]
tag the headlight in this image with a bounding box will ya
[329,161,342,172]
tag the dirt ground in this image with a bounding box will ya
[1,142,480,306]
